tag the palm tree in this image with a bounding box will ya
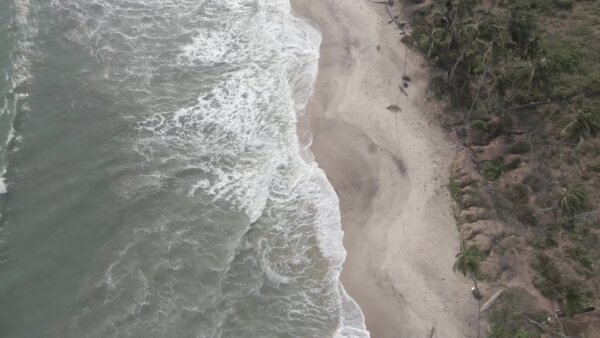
[454,241,484,295]
[560,109,600,144]
[427,0,480,58]
[562,286,585,317]
[558,185,589,220]
[446,0,479,22]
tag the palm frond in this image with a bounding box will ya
[560,109,600,142]
[559,186,589,219]
[453,242,484,277]
[563,286,585,317]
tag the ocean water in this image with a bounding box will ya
[0,0,369,337]
[0,0,16,196]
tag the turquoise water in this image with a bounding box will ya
[0,1,368,337]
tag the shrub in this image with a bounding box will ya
[532,254,563,298]
[510,0,574,13]
[563,285,585,316]
[488,288,545,338]
[551,79,581,98]
[515,330,533,338]
[470,119,490,131]
[558,185,589,219]
[554,0,574,11]
[481,161,505,180]
[567,246,594,269]
[534,230,558,249]
[560,109,600,142]
[583,71,600,95]
[545,42,581,73]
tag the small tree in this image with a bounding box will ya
[558,185,589,220]
[562,286,585,317]
[560,109,600,145]
[534,185,590,222]
[454,241,484,295]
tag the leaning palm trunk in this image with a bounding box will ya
[471,276,480,297]
[454,242,484,297]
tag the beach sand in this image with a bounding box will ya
[291,1,479,337]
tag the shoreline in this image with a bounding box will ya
[291,1,479,337]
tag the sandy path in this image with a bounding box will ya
[291,1,479,337]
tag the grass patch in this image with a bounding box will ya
[488,288,546,338]
[531,253,590,314]
[567,246,595,269]
[534,229,559,249]
[470,119,490,132]
[448,178,462,205]
[532,253,563,298]
[481,162,505,180]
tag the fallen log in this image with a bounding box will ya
[480,289,504,313]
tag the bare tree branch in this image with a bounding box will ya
[513,99,551,110]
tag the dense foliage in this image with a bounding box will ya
[406,0,600,335]
[410,0,600,112]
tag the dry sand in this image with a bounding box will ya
[291,1,479,337]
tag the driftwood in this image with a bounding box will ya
[557,306,596,317]
[527,316,572,338]
[526,317,546,331]
[480,289,504,312]
[575,210,600,219]
[513,99,551,109]
[532,201,559,217]
[535,205,600,219]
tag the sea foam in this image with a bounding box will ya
[0,0,33,196]
[0,173,6,194]
[43,0,369,336]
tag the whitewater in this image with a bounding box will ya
[0,0,369,337]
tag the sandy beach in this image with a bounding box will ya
[291,1,479,337]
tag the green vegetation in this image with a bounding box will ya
[453,242,484,293]
[567,246,594,269]
[558,185,589,220]
[488,288,545,338]
[481,161,505,180]
[560,109,600,143]
[408,0,600,136]
[531,254,589,316]
[533,228,558,249]
[448,178,462,205]
[532,254,563,298]
[406,0,600,332]
[563,285,585,317]
[470,119,490,131]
